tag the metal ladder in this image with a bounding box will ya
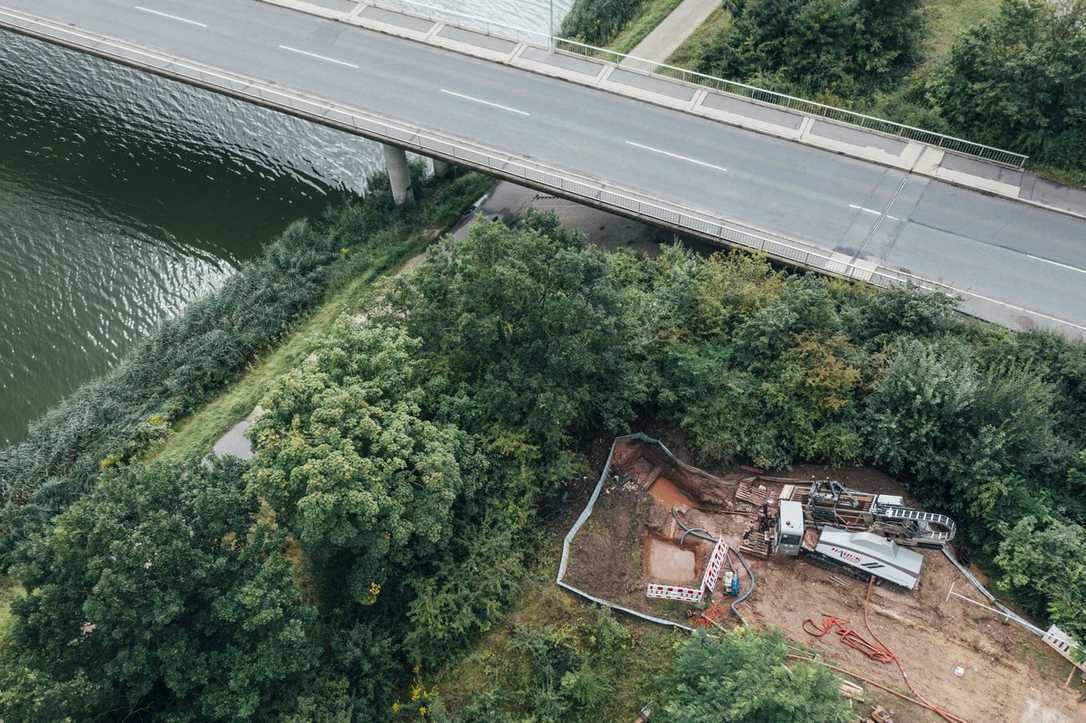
[878,505,956,544]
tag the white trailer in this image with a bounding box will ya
[811,529,924,590]
[776,508,925,590]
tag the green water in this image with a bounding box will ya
[0,33,387,444]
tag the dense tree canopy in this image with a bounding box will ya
[661,628,850,723]
[697,0,925,97]
[381,214,648,474]
[926,0,1086,168]
[247,322,483,605]
[0,458,318,722]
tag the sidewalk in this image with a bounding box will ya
[621,0,720,65]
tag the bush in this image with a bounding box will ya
[0,458,319,721]
[660,628,850,723]
[697,0,925,97]
[926,0,1086,170]
[561,0,647,46]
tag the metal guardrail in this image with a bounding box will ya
[2,6,1079,338]
[354,0,1027,168]
[555,38,1028,169]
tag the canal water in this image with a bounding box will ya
[0,34,385,444]
[0,2,574,445]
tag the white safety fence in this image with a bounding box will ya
[700,539,728,594]
[4,6,1079,339]
[646,583,703,603]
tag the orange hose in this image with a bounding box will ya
[803,615,896,664]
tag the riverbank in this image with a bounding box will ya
[150,172,493,463]
[0,169,492,565]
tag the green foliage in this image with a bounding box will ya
[995,514,1086,642]
[248,321,484,604]
[404,505,530,666]
[864,339,979,484]
[659,628,850,723]
[926,0,1086,168]
[381,215,648,473]
[697,0,925,97]
[561,0,647,46]
[0,457,318,721]
[0,179,416,567]
[446,607,632,722]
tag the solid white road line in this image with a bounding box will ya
[278,45,359,69]
[133,6,207,28]
[1023,253,1086,275]
[440,89,531,117]
[625,140,727,173]
[849,204,900,222]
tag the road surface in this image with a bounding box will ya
[1,0,1084,336]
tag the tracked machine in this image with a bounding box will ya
[789,480,955,548]
[773,480,956,590]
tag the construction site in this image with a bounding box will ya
[557,434,1086,723]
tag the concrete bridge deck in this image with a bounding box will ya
[1,0,1084,337]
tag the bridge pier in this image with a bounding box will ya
[431,158,450,178]
[382,144,414,206]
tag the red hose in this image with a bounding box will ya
[861,577,970,723]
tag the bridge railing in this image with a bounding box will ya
[554,38,1028,169]
[2,6,1077,336]
[354,0,1027,169]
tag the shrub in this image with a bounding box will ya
[561,0,647,46]
[660,628,850,723]
[0,457,318,721]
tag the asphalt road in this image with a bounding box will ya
[2,0,1084,335]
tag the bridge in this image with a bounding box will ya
[2,0,1084,337]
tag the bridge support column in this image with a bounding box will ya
[382,144,414,206]
[431,158,451,178]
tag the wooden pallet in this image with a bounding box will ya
[739,534,771,558]
[736,479,769,506]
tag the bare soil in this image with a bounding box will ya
[562,438,1086,722]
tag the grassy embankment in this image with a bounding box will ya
[666,0,995,73]
[150,172,493,462]
[429,531,684,720]
[607,0,685,54]
[0,579,22,639]
[663,6,730,68]
[562,0,686,55]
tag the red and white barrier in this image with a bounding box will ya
[646,583,703,603]
[646,541,729,603]
[700,540,728,594]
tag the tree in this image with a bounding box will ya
[995,514,1086,644]
[660,628,850,723]
[380,215,648,473]
[247,321,483,605]
[926,0,1086,168]
[699,0,925,98]
[864,339,978,490]
[0,457,317,722]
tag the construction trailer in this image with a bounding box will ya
[777,500,925,589]
[786,480,956,548]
